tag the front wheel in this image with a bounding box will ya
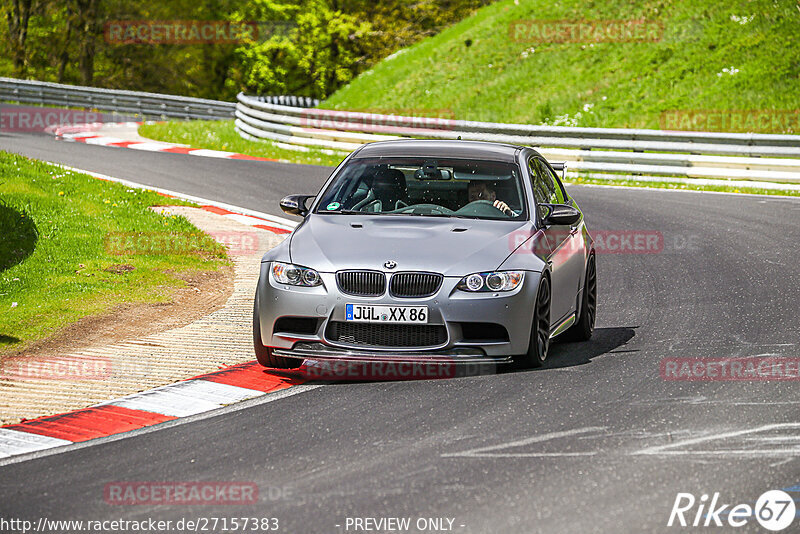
[517,275,551,368]
[564,253,596,342]
[253,293,303,369]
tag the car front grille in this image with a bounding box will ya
[389,272,443,298]
[326,321,447,348]
[336,270,386,296]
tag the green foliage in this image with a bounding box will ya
[231,0,371,97]
[324,0,800,132]
[0,0,492,100]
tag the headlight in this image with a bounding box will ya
[457,271,524,292]
[272,262,322,287]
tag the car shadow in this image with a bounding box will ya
[528,326,638,371]
[267,327,637,383]
[0,201,38,272]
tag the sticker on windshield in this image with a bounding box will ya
[326,202,341,211]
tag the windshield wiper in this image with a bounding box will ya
[324,209,363,215]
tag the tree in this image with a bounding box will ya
[74,0,100,85]
[232,0,371,98]
[6,0,35,75]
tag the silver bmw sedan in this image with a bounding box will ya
[254,140,596,370]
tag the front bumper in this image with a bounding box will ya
[256,263,541,361]
[273,342,510,363]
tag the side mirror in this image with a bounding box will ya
[540,203,581,226]
[280,195,314,217]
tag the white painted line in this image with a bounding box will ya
[126,142,177,152]
[223,213,282,227]
[172,379,266,404]
[102,379,266,417]
[450,451,597,458]
[441,426,606,458]
[634,423,800,456]
[0,429,73,456]
[106,390,223,417]
[47,163,298,230]
[82,136,126,146]
[744,436,800,443]
[63,132,101,140]
[188,149,238,158]
[644,450,800,457]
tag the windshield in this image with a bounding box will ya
[314,157,527,220]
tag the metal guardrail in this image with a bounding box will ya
[234,93,800,183]
[2,78,798,184]
[248,95,319,108]
[0,77,235,121]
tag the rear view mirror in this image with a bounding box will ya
[541,203,581,226]
[280,194,314,217]
[413,161,452,180]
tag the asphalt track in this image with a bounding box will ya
[3,132,800,533]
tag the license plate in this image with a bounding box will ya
[345,304,428,324]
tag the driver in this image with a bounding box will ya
[467,181,514,216]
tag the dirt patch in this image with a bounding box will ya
[105,263,135,274]
[4,265,234,362]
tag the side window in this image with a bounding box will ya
[527,158,549,205]
[538,159,567,204]
[532,159,558,204]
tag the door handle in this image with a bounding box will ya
[569,225,579,236]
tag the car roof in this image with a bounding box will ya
[352,139,526,163]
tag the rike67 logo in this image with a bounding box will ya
[668,490,796,531]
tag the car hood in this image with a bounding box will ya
[289,214,533,277]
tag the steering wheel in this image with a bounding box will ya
[455,199,508,217]
[395,203,452,215]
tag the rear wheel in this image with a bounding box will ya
[253,293,303,369]
[517,275,551,368]
[564,253,596,342]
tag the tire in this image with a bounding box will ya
[563,253,596,342]
[517,275,551,368]
[253,294,304,369]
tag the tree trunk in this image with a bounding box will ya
[76,0,99,85]
[57,3,74,82]
[6,0,34,76]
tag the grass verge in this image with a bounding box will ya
[139,120,345,167]
[567,174,800,197]
[322,0,800,131]
[0,151,230,356]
